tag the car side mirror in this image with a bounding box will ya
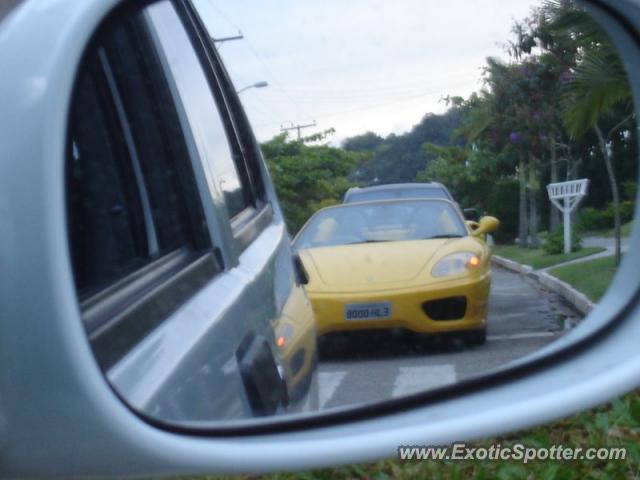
[472,216,499,237]
[5,0,640,477]
[466,220,480,232]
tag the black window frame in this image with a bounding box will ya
[66,57,152,294]
[66,0,222,371]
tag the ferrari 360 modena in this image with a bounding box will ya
[293,199,499,345]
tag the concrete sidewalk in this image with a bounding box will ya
[581,234,630,252]
[492,233,628,315]
[538,234,628,272]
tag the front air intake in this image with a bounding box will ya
[422,296,467,320]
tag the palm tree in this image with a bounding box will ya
[545,0,633,265]
[456,59,535,248]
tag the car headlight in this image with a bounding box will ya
[431,252,482,277]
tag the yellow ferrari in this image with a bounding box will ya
[293,199,499,345]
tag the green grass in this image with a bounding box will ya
[549,255,619,302]
[493,245,605,269]
[186,390,640,479]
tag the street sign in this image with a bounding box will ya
[546,179,589,254]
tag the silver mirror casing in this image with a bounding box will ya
[1,0,640,476]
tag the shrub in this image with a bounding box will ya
[543,227,582,254]
[622,180,637,201]
[576,201,635,232]
[610,200,635,224]
[576,207,609,232]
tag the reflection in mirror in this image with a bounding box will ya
[70,0,636,426]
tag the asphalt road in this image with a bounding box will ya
[316,266,580,410]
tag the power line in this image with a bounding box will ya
[242,38,309,121]
[207,1,243,31]
[254,82,473,129]
[208,1,310,128]
[264,77,479,100]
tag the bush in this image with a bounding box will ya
[622,180,637,201]
[576,207,610,232]
[543,227,582,254]
[576,201,635,232]
[610,200,635,224]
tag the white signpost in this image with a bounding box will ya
[547,179,589,254]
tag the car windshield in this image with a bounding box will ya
[348,187,449,203]
[294,200,467,249]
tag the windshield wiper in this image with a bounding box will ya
[423,234,464,240]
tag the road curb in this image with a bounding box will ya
[492,255,595,316]
[492,255,533,275]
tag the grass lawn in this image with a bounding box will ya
[549,255,619,302]
[493,245,605,269]
[198,391,640,480]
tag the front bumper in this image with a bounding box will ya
[308,272,491,336]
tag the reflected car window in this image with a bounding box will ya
[148,1,252,219]
[294,200,467,249]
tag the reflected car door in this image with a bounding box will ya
[67,0,316,423]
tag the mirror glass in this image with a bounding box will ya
[71,0,636,426]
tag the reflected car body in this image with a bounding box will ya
[0,0,321,425]
[293,199,497,343]
[273,281,319,408]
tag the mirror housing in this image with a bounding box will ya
[472,216,499,237]
[466,220,480,232]
[4,0,640,477]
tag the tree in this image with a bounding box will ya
[417,144,474,205]
[343,109,462,185]
[457,56,551,248]
[546,0,634,265]
[446,0,634,250]
[261,132,365,233]
[342,132,384,152]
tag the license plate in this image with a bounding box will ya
[344,302,392,321]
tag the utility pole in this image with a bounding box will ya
[281,121,317,141]
[212,32,244,44]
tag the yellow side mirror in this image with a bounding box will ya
[466,220,480,232]
[472,216,500,237]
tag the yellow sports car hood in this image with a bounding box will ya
[299,237,485,293]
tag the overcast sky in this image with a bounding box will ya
[193,0,540,144]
